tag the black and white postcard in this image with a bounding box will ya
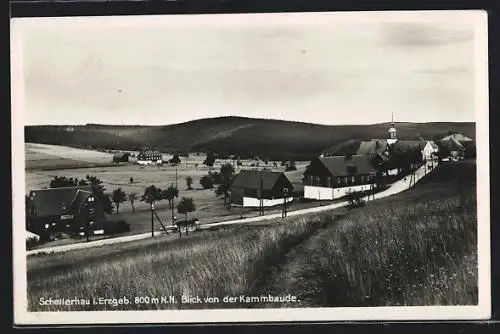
[11,10,490,325]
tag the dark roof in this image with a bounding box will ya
[231,170,293,191]
[392,140,440,153]
[391,141,426,153]
[356,140,388,155]
[139,150,161,155]
[113,152,130,158]
[68,190,94,214]
[320,139,361,156]
[28,186,94,217]
[317,155,377,176]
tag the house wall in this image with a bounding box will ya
[137,159,162,165]
[230,187,244,206]
[242,196,294,208]
[304,184,374,200]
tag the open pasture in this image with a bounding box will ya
[25,160,316,239]
[25,143,116,170]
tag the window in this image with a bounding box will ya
[326,177,331,187]
[351,176,355,183]
[360,176,365,183]
[344,176,348,184]
[314,176,320,186]
[336,177,341,185]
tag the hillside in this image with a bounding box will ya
[25,117,475,161]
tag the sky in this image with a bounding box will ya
[16,12,481,126]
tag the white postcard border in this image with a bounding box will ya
[11,10,491,325]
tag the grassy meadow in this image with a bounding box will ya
[26,161,478,310]
[28,217,326,311]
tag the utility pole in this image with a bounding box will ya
[260,169,264,216]
[170,182,175,224]
[282,188,288,218]
[151,202,155,238]
[176,167,178,189]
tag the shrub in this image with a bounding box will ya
[102,219,131,235]
[200,175,214,189]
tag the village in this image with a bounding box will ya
[24,115,476,250]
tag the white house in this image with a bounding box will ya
[137,150,163,165]
[303,155,377,201]
[421,141,439,161]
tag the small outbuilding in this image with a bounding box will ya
[113,152,130,163]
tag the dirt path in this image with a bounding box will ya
[249,164,438,308]
[248,216,338,308]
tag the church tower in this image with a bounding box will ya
[387,112,398,145]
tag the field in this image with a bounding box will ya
[25,143,117,170]
[25,143,317,247]
[26,161,477,311]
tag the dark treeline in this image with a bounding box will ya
[25,117,475,161]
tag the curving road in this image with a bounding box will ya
[26,163,435,256]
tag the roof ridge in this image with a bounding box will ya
[69,189,92,207]
[31,185,92,192]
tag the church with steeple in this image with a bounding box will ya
[387,112,398,145]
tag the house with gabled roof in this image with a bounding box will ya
[230,170,294,208]
[303,155,377,200]
[26,186,105,239]
[439,137,466,160]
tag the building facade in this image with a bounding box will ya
[230,170,294,208]
[137,150,163,165]
[303,155,377,200]
[26,186,105,240]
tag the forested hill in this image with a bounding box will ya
[25,116,475,161]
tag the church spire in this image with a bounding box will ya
[388,112,398,144]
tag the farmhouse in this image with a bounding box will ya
[230,170,294,208]
[113,152,130,163]
[440,137,466,160]
[303,155,377,200]
[26,186,105,239]
[137,149,162,165]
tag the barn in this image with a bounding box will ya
[26,186,105,240]
[113,152,130,163]
[137,149,162,165]
[303,155,377,200]
[230,170,294,208]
